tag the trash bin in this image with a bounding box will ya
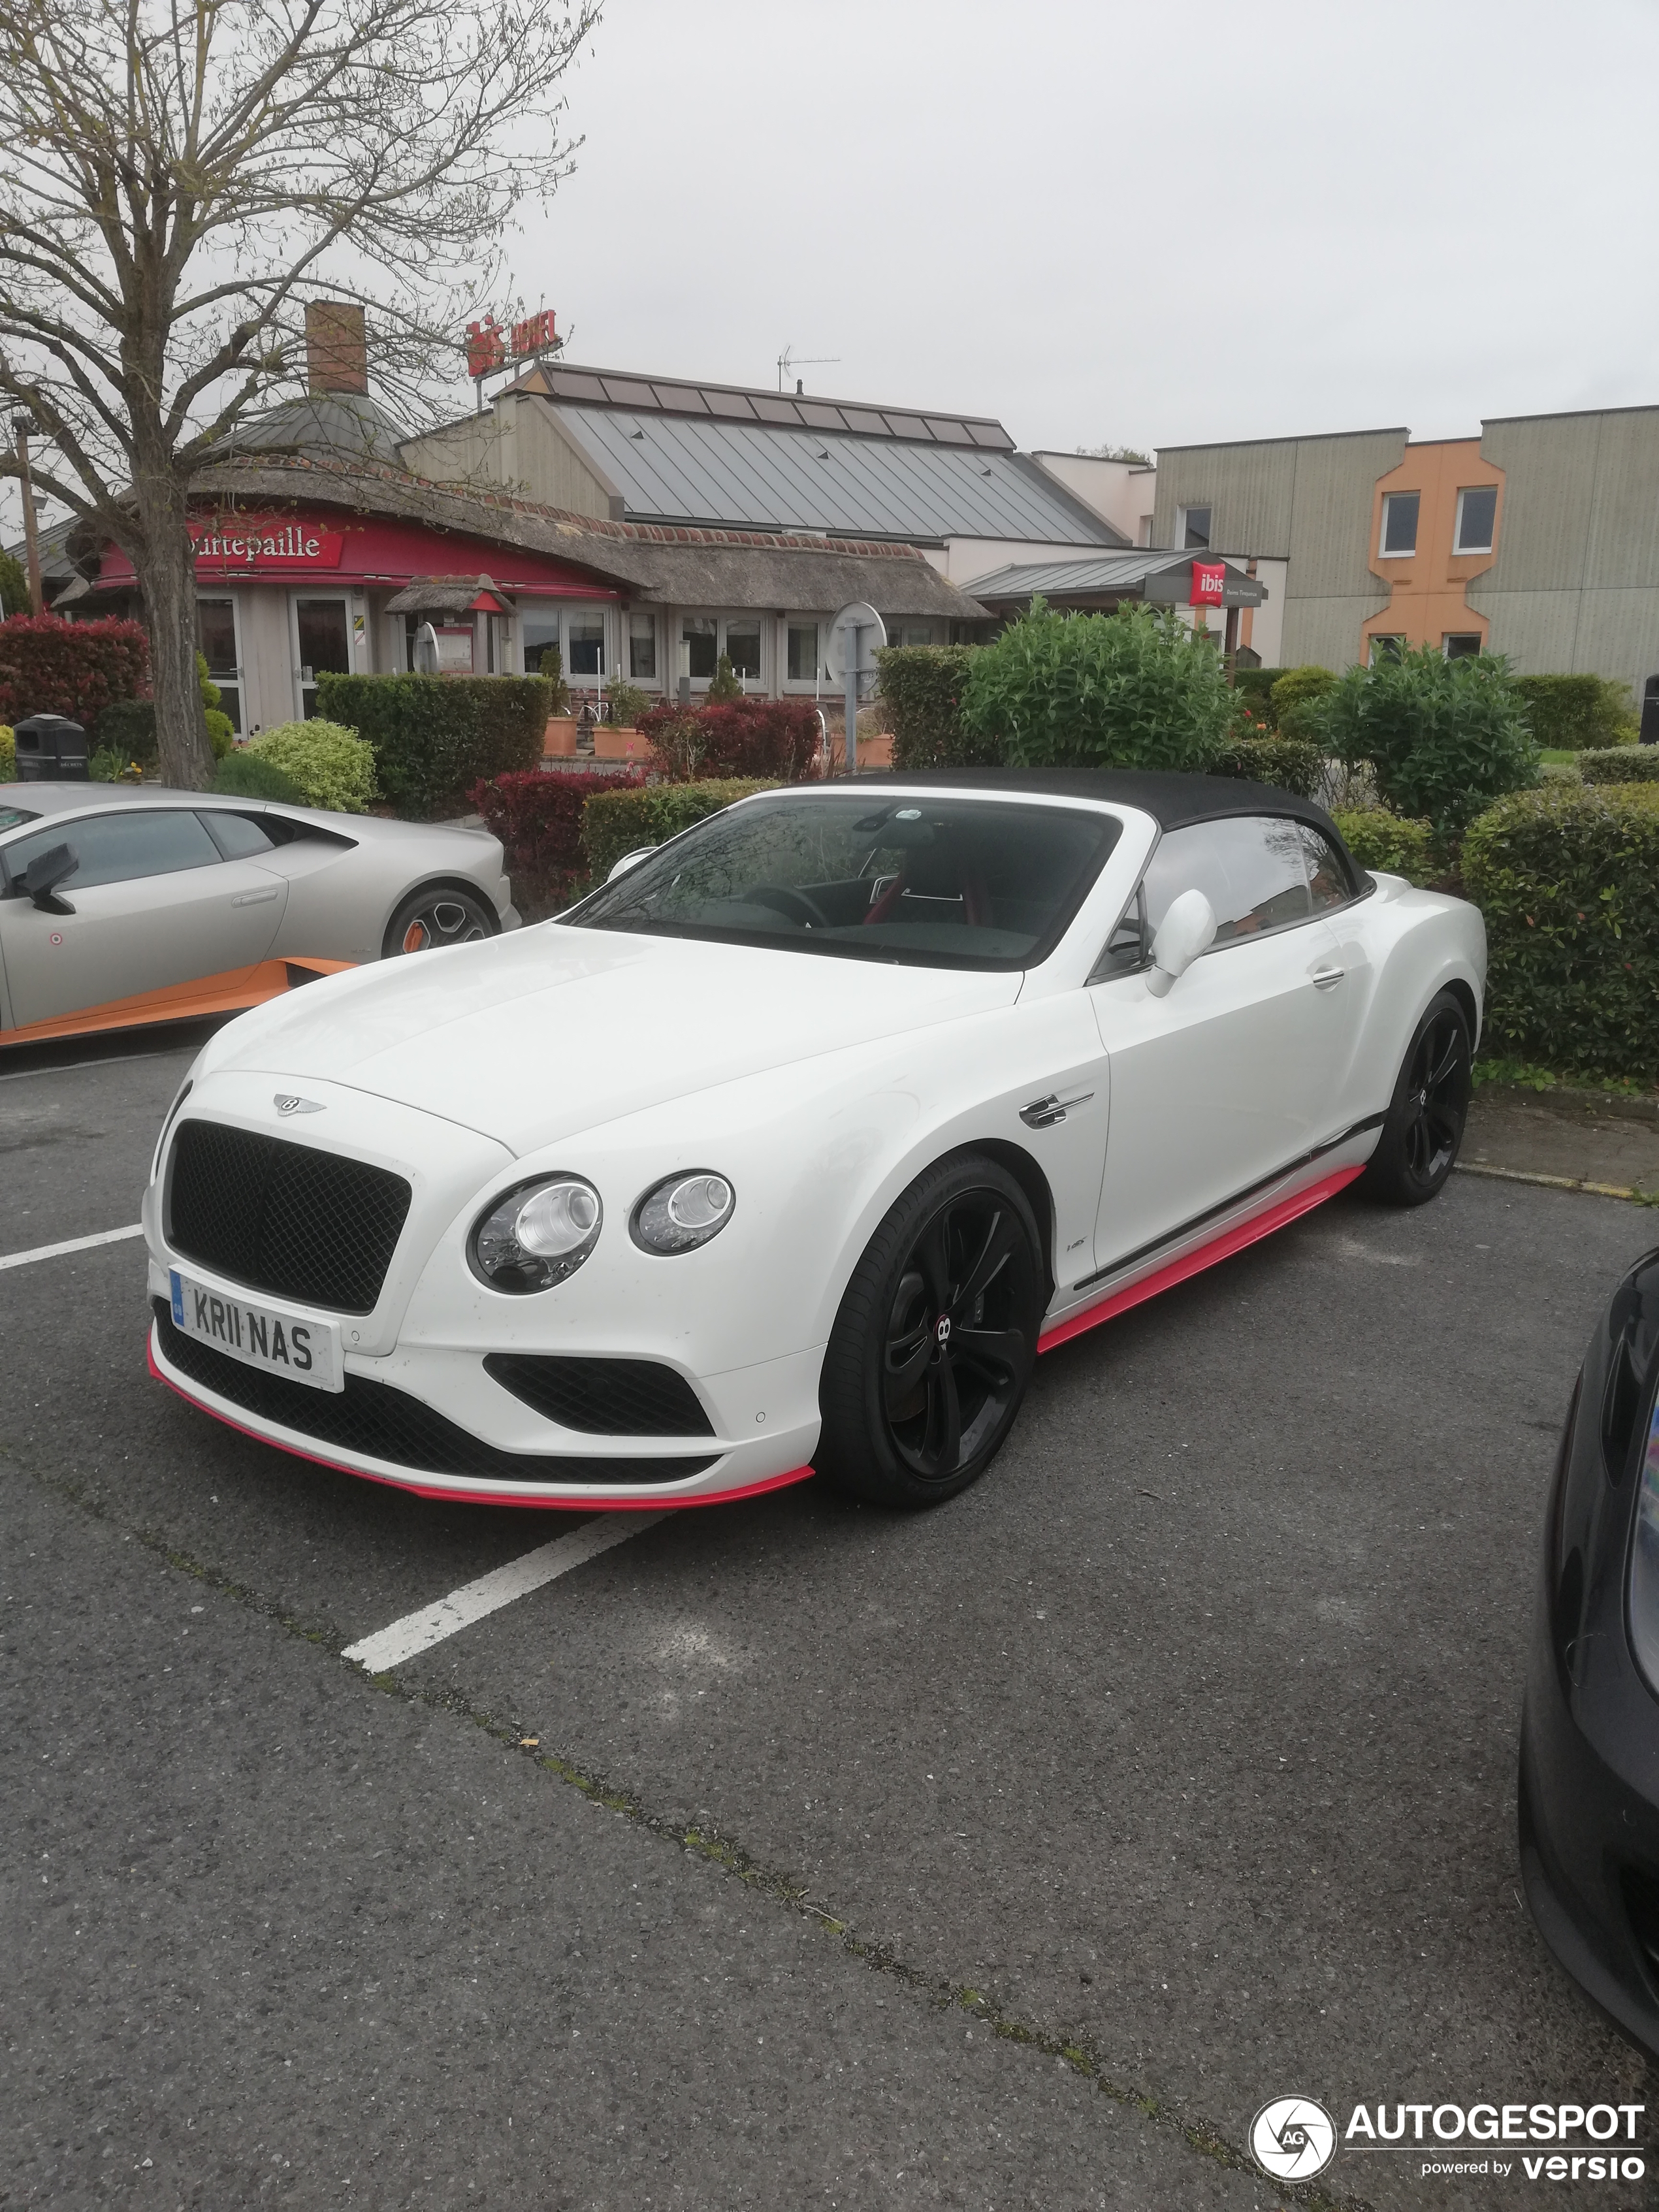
[1639,677,1659,746]
[13,713,89,780]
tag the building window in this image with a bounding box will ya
[1368,635,1406,664]
[520,611,560,677]
[1443,633,1483,660]
[787,622,820,682]
[725,618,762,681]
[628,613,657,681]
[195,596,242,733]
[886,623,936,649]
[1178,505,1212,551]
[681,615,718,681]
[1454,485,1497,555]
[567,611,606,679]
[1379,493,1419,558]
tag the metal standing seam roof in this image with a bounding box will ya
[961,551,1262,600]
[547,405,1114,546]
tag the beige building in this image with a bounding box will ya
[1152,406,1659,693]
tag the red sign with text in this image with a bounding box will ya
[1190,560,1227,607]
[190,519,344,571]
[465,307,557,378]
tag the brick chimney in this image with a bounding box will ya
[304,301,369,395]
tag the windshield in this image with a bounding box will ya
[0,805,40,833]
[566,792,1121,970]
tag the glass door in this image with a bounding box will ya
[291,595,351,718]
[195,597,243,734]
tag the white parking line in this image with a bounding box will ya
[0,1223,145,1271]
[341,1512,668,1673]
[0,1048,180,1082]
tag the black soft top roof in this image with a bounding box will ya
[856,766,1343,843]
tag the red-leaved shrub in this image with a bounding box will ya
[0,614,150,726]
[637,698,823,783]
[468,767,645,916]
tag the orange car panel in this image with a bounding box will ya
[0,956,354,1047]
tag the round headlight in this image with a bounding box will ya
[632,1170,735,1255]
[470,1175,602,1293]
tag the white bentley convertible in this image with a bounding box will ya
[142,771,1485,1510]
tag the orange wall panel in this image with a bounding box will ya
[1361,438,1505,658]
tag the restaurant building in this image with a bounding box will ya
[57,308,990,734]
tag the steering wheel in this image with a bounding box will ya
[745,884,830,929]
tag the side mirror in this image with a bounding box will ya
[1145,889,1216,998]
[22,841,78,914]
[607,845,657,883]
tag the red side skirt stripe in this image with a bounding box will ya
[1036,1165,1363,1355]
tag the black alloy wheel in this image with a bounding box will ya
[816,1154,1043,1507]
[381,886,496,959]
[1363,989,1472,1206]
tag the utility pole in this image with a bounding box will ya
[12,415,43,613]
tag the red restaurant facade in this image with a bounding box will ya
[93,504,620,735]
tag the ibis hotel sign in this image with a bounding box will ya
[190,519,344,572]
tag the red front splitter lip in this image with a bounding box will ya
[146,1330,814,1512]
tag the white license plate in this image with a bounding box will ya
[169,1268,343,1393]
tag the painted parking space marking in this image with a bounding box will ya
[342,1512,668,1673]
[0,1048,182,1083]
[0,1223,144,1272]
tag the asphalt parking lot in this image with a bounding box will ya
[6,1029,1659,2211]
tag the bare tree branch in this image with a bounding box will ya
[0,0,601,783]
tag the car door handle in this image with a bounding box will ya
[231,888,279,908]
[1020,1090,1094,1129]
[1311,965,1345,990]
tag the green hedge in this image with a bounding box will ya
[1270,665,1339,743]
[876,645,995,770]
[1580,746,1659,784]
[1516,674,1635,751]
[317,673,550,814]
[95,697,157,763]
[1462,782,1659,1076]
[212,750,303,803]
[1231,665,1291,723]
[579,778,779,879]
[1208,735,1323,797]
[1331,809,1438,886]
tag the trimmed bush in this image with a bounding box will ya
[1331,808,1438,886]
[247,720,377,812]
[95,697,157,763]
[636,698,822,782]
[1270,665,1338,743]
[1516,674,1636,752]
[1462,782,1659,1076]
[1317,643,1538,842]
[0,724,12,780]
[961,601,1236,770]
[580,778,779,880]
[1208,735,1323,797]
[1231,664,1291,724]
[316,672,550,814]
[212,751,304,803]
[1581,746,1659,784]
[469,768,644,903]
[704,653,744,705]
[876,645,992,770]
[0,613,149,726]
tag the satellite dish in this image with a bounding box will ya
[826,601,886,696]
[413,621,440,676]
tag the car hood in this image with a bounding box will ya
[204,922,1023,1155]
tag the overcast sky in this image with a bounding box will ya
[517,0,1659,455]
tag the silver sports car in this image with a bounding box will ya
[0,782,517,1046]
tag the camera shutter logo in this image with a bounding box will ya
[1250,2097,1336,2181]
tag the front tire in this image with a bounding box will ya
[1362,989,1472,1207]
[381,886,496,959]
[816,1154,1043,1508]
